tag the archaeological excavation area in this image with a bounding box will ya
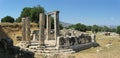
[16,10,99,55]
[0,10,99,58]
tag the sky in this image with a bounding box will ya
[0,0,120,25]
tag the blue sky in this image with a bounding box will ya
[0,0,120,25]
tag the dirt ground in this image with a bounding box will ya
[74,33,120,58]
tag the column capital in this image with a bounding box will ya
[54,11,59,14]
[47,10,59,15]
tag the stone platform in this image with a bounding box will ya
[16,10,99,57]
[16,41,99,55]
[16,41,75,54]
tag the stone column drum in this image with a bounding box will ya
[22,18,26,41]
[91,34,96,42]
[26,17,31,44]
[39,13,45,45]
[54,11,60,40]
[46,15,51,40]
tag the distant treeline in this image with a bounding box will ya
[67,23,120,35]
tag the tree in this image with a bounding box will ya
[1,16,15,23]
[103,26,110,32]
[92,25,99,33]
[16,7,31,22]
[16,5,45,23]
[16,17,21,22]
[110,28,116,32]
[75,23,87,32]
[59,24,63,30]
[117,26,120,36]
[30,5,45,23]
[51,17,54,29]
[50,17,63,29]
[68,25,75,29]
[21,7,31,17]
[86,26,92,31]
[68,23,87,32]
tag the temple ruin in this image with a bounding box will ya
[16,10,99,55]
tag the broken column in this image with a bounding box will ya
[39,13,45,46]
[56,37,60,49]
[65,37,70,48]
[22,17,31,45]
[32,34,36,41]
[26,17,31,44]
[91,34,96,42]
[22,18,26,41]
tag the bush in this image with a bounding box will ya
[1,16,15,23]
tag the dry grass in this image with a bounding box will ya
[0,23,38,45]
[74,33,120,58]
[34,33,120,58]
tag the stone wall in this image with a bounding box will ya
[58,34,92,47]
[57,29,99,51]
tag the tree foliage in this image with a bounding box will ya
[1,16,15,23]
[50,17,63,30]
[16,5,45,23]
[59,24,63,30]
[86,26,92,31]
[30,6,45,23]
[110,28,116,32]
[92,25,100,33]
[16,17,21,22]
[103,26,110,32]
[117,26,120,35]
[68,23,117,33]
[68,23,87,32]
[21,7,32,17]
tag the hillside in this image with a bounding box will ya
[60,21,72,27]
[0,23,38,45]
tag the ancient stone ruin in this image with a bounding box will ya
[0,37,35,58]
[16,10,99,57]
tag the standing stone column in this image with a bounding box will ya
[74,37,78,45]
[91,34,96,42]
[54,11,59,40]
[39,13,45,45]
[65,37,70,47]
[46,15,51,40]
[22,18,26,41]
[26,17,31,44]
[56,37,60,49]
[32,34,36,41]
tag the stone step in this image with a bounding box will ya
[28,48,75,54]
